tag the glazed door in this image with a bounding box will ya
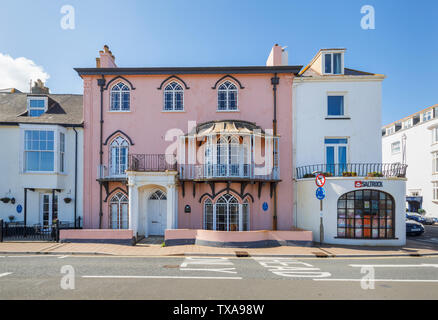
[148,190,167,235]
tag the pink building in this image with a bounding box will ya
[74,45,310,246]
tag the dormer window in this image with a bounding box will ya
[27,97,47,117]
[323,53,343,75]
[422,110,432,122]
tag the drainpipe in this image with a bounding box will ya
[271,73,280,231]
[97,76,106,229]
[73,127,78,228]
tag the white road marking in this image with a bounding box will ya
[314,278,438,283]
[180,268,237,274]
[350,264,438,268]
[180,257,233,268]
[253,257,331,278]
[58,255,69,259]
[0,272,12,278]
[82,275,242,280]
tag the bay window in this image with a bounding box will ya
[24,130,55,172]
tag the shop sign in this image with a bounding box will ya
[355,181,383,188]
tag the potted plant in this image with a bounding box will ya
[1,197,11,204]
[303,173,316,178]
[64,197,72,204]
[418,209,426,215]
[367,172,384,177]
[342,172,357,177]
[8,215,15,222]
[323,172,333,177]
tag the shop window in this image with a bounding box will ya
[337,190,395,239]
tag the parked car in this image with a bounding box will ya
[406,212,426,224]
[423,216,435,225]
[406,219,425,236]
[433,217,438,224]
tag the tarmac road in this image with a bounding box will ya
[1,254,438,299]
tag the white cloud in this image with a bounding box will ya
[0,53,50,92]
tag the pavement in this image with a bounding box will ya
[1,225,438,258]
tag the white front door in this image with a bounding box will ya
[40,193,58,230]
[148,190,167,235]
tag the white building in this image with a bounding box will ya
[0,82,84,232]
[382,104,438,218]
[293,49,407,246]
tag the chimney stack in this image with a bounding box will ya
[266,44,288,66]
[31,79,49,94]
[97,45,117,68]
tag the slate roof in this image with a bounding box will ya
[0,93,83,126]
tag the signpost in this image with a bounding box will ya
[315,175,326,245]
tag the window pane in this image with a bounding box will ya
[25,151,39,171]
[328,96,344,116]
[29,109,44,117]
[333,53,342,74]
[324,54,332,73]
[40,152,54,171]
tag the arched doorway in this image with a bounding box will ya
[147,189,167,235]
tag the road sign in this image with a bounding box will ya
[315,174,326,187]
[316,187,326,200]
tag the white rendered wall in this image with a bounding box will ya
[0,125,84,226]
[382,118,438,217]
[293,79,383,168]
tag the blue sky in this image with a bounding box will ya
[0,0,436,125]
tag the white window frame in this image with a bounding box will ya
[217,81,239,112]
[326,92,348,118]
[110,136,129,177]
[423,111,432,122]
[386,126,395,135]
[59,132,65,173]
[20,124,66,174]
[27,96,48,117]
[432,127,438,145]
[322,52,344,75]
[391,141,401,155]
[433,151,438,174]
[163,81,184,112]
[433,182,438,201]
[402,118,412,129]
[324,138,349,167]
[110,82,131,112]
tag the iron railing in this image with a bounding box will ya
[128,154,177,172]
[296,163,408,179]
[1,220,58,242]
[179,163,280,181]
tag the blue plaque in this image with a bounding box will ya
[16,204,23,213]
[262,202,269,211]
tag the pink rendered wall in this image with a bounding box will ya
[81,73,295,230]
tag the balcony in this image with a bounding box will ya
[296,163,407,179]
[97,164,127,182]
[128,154,177,172]
[179,163,280,182]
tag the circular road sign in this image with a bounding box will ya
[316,187,326,200]
[315,174,326,187]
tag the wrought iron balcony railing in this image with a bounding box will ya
[179,163,280,181]
[128,154,177,172]
[296,163,408,179]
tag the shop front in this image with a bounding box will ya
[296,176,407,246]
